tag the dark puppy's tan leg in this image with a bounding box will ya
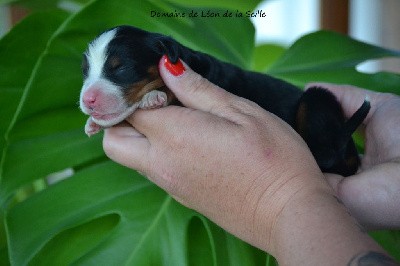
[126,65,176,109]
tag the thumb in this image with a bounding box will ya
[159,55,237,115]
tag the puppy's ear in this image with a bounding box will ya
[153,36,181,64]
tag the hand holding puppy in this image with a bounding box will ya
[80,26,368,176]
[103,57,390,265]
[307,83,400,230]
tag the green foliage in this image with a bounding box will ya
[267,30,400,91]
[251,44,285,72]
[0,0,399,265]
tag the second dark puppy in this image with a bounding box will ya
[79,25,370,176]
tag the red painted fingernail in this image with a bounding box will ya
[163,55,185,76]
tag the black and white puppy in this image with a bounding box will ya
[79,25,370,176]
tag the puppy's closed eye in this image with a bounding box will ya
[106,56,132,76]
[81,54,89,78]
[108,56,122,70]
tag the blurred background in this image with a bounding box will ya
[1,0,399,73]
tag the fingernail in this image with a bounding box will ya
[163,55,185,76]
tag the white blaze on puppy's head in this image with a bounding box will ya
[79,26,169,136]
[85,29,116,81]
[80,28,139,132]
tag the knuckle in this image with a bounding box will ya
[226,98,268,126]
[149,166,182,196]
[188,73,208,90]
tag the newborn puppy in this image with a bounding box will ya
[79,28,172,136]
[79,25,370,176]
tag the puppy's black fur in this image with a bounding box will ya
[86,26,370,176]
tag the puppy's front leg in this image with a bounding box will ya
[85,116,102,137]
[139,90,168,109]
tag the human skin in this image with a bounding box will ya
[103,57,395,265]
[307,83,400,230]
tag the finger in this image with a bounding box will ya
[103,125,150,171]
[336,165,400,229]
[126,105,196,141]
[129,55,245,136]
[305,82,373,120]
[158,55,239,115]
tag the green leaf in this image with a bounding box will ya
[370,230,400,262]
[163,0,262,13]
[187,217,217,266]
[0,10,68,158]
[0,0,17,5]
[252,43,286,72]
[7,161,266,265]
[6,161,179,265]
[268,30,400,94]
[0,0,89,10]
[30,213,121,265]
[1,0,261,12]
[1,0,264,265]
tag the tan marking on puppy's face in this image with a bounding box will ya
[124,65,166,105]
[146,65,176,104]
[147,65,163,80]
[125,78,166,104]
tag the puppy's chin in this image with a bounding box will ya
[91,103,140,127]
[91,114,125,127]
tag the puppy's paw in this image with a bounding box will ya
[85,117,102,137]
[139,90,167,109]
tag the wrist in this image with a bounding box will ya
[241,166,328,253]
[270,179,385,265]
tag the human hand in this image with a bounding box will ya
[103,58,389,264]
[103,56,334,255]
[306,82,400,229]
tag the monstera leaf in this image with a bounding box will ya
[267,30,400,92]
[0,0,399,265]
[0,1,267,265]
